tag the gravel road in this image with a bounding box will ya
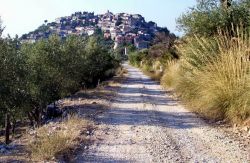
[78,63,250,163]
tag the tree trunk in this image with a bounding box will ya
[28,106,42,128]
[12,118,16,138]
[27,112,34,127]
[5,113,11,144]
[32,107,41,127]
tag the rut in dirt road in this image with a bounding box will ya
[77,63,250,163]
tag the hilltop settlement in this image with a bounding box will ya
[21,11,170,49]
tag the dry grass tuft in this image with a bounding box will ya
[143,70,162,81]
[174,32,250,123]
[161,60,180,89]
[29,115,90,161]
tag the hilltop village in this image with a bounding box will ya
[21,11,168,49]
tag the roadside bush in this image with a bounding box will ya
[128,31,178,83]
[175,32,250,123]
[21,35,119,125]
[128,50,146,67]
[81,36,119,86]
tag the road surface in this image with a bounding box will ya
[77,63,249,162]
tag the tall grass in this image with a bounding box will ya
[196,51,250,122]
[161,60,180,89]
[167,31,250,123]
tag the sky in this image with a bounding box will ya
[0,0,196,37]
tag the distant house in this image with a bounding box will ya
[104,32,111,39]
[121,25,131,33]
[49,26,55,30]
[21,11,165,47]
[67,30,73,34]
[115,35,125,44]
[87,29,95,36]
[75,26,85,31]
[124,33,136,43]
[55,18,62,24]
[110,29,122,40]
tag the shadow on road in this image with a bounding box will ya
[71,77,204,130]
[66,64,206,131]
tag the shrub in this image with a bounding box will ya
[177,0,250,36]
[30,131,71,160]
[128,50,146,67]
[175,32,250,123]
[19,35,119,125]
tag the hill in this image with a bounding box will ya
[21,10,170,49]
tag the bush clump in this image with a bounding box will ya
[165,32,250,123]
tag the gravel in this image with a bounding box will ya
[76,63,250,163]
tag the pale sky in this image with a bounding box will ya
[0,0,196,37]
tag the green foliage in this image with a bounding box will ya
[128,32,178,73]
[114,43,136,61]
[0,36,28,126]
[81,36,119,85]
[128,50,148,67]
[160,0,250,124]
[177,0,250,36]
[0,33,119,128]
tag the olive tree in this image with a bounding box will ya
[0,31,119,144]
[0,35,28,144]
[177,0,250,36]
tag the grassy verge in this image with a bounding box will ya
[161,60,179,89]
[28,67,127,161]
[129,32,250,124]
[161,34,250,124]
[29,115,91,161]
[0,66,126,162]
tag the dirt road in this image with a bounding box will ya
[78,63,249,162]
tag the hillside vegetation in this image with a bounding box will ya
[129,0,250,124]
